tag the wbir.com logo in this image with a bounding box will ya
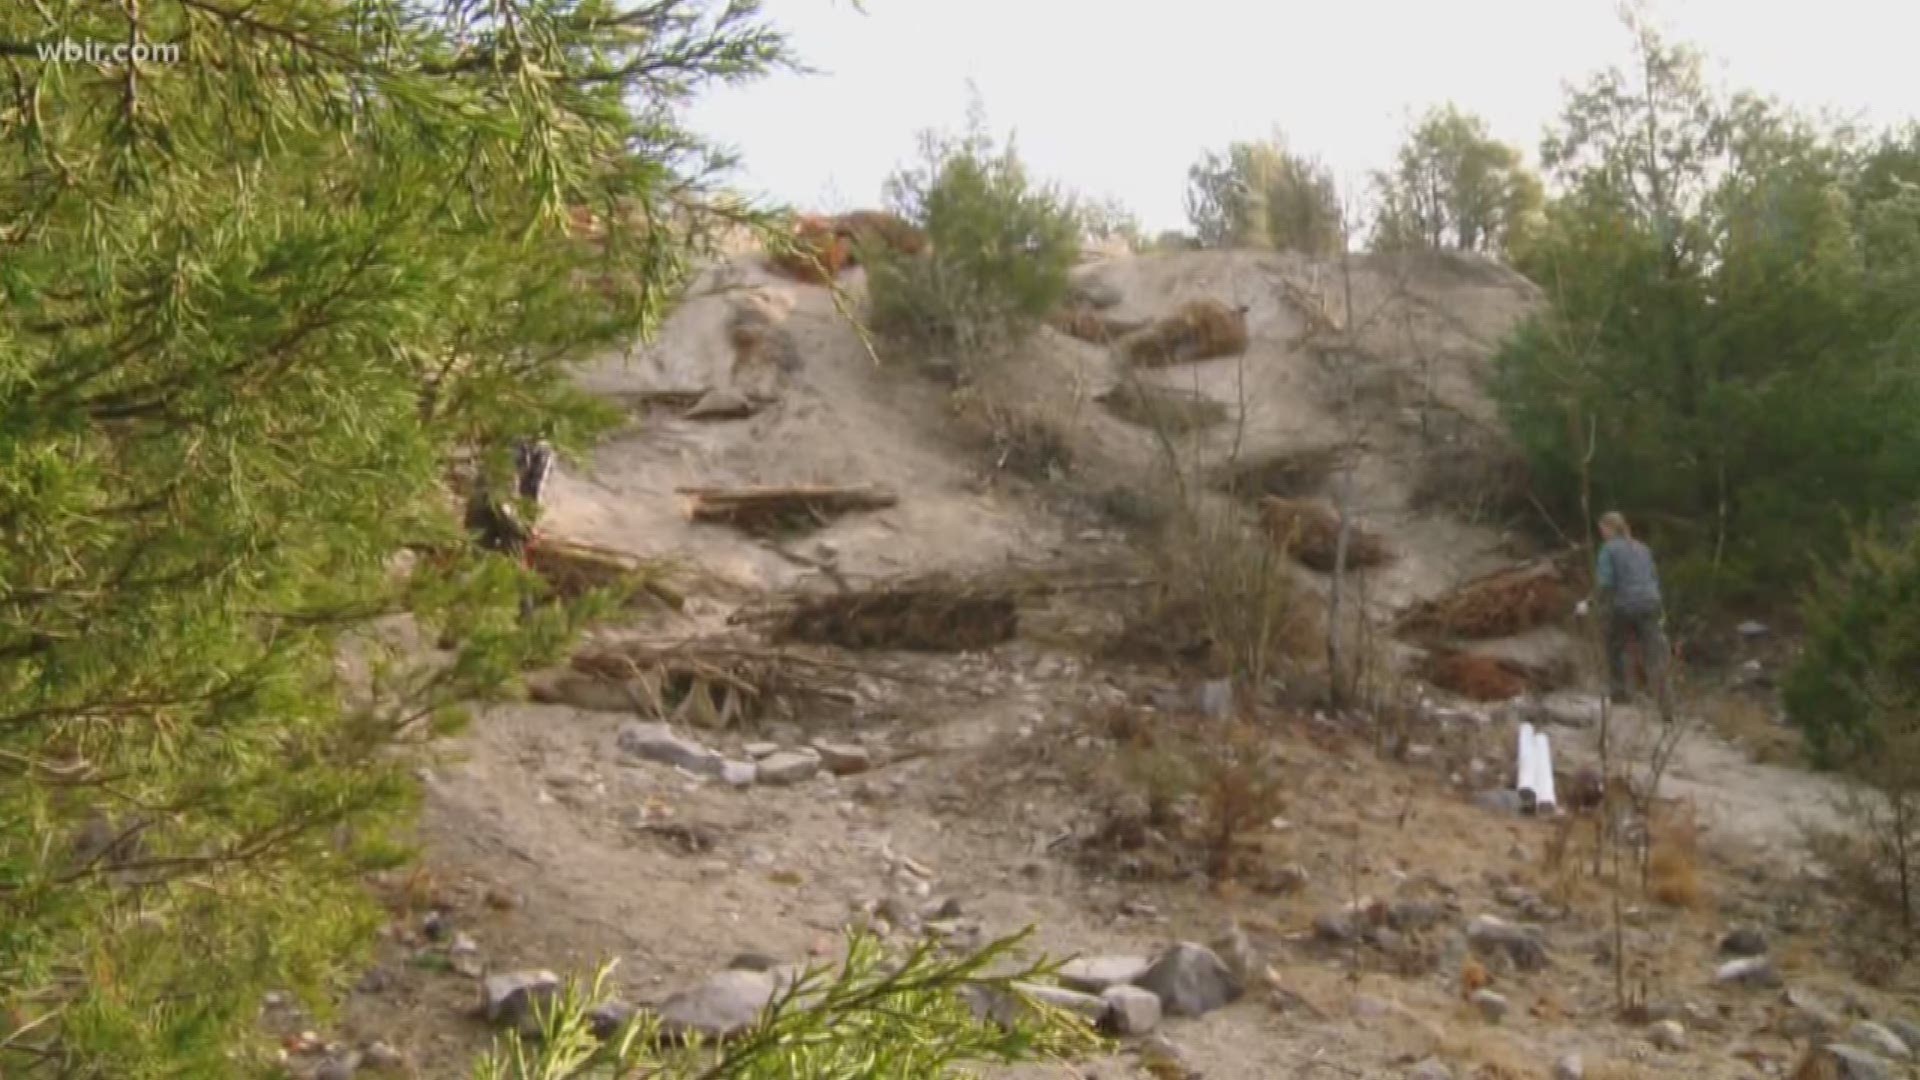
[34,39,182,64]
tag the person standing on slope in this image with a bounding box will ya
[1574,511,1673,721]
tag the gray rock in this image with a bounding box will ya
[315,1055,361,1080]
[719,759,757,787]
[1782,989,1845,1039]
[1258,862,1311,895]
[1474,789,1524,815]
[1815,1045,1894,1080]
[755,751,820,786]
[1714,956,1781,988]
[1196,679,1233,718]
[1466,915,1548,972]
[617,721,721,776]
[1408,1059,1453,1080]
[587,1000,638,1041]
[1387,899,1450,931]
[810,741,872,776]
[361,1042,405,1074]
[727,952,781,972]
[1056,955,1151,994]
[1849,1022,1913,1061]
[1100,984,1162,1036]
[480,970,560,1028]
[1718,927,1768,957]
[1887,1020,1920,1056]
[1649,1019,1687,1051]
[1314,910,1361,943]
[1471,989,1510,1022]
[1069,277,1124,309]
[1209,923,1259,989]
[743,742,780,759]
[1553,1052,1583,1080]
[1537,691,1604,728]
[1737,620,1770,637]
[1134,942,1243,1018]
[658,969,778,1041]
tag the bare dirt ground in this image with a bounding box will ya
[309,250,1909,1080]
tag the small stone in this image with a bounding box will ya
[728,952,781,972]
[1314,910,1360,943]
[1553,1052,1583,1080]
[1466,915,1548,972]
[362,1042,405,1073]
[755,751,820,786]
[483,887,520,911]
[1714,956,1780,988]
[1386,899,1449,931]
[1814,1045,1894,1080]
[719,759,757,787]
[480,970,560,1028]
[810,741,872,776]
[1471,988,1510,1022]
[1134,942,1243,1018]
[1474,789,1523,815]
[1737,620,1769,637]
[1408,1059,1453,1080]
[1256,863,1310,896]
[422,909,449,942]
[924,896,964,921]
[1649,1019,1687,1051]
[449,932,479,958]
[657,969,778,1041]
[1849,1022,1913,1061]
[314,1054,360,1080]
[1057,956,1151,995]
[1537,690,1604,728]
[743,742,780,759]
[1100,984,1162,1036]
[617,721,722,776]
[1718,927,1768,957]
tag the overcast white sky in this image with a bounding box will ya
[686,0,1918,234]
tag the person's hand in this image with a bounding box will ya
[1574,599,1590,618]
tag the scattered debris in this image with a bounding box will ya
[678,485,899,536]
[1262,496,1392,572]
[1419,651,1536,702]
[1095,381,1229,432]
[751,575,1019,652]
[1124,300,1250,367]
[568,640,855,728]
[1052,306,1149,346]
[1210,446,1346,501]
[1393,556,1579,641]
[522,539,683,608]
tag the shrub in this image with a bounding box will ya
[865,102,1082,371]
[1783,531,1920,766]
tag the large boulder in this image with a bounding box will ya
[1133,942,1243,1018]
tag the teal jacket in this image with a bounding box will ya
[1596,537,1662,612]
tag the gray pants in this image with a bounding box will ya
[1606,603,1672,718]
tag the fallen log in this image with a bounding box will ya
[526,539,684,609]
[678,485,898,536]
[543,639,856,728]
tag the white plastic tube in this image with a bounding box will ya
[1530,728,1557,810]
